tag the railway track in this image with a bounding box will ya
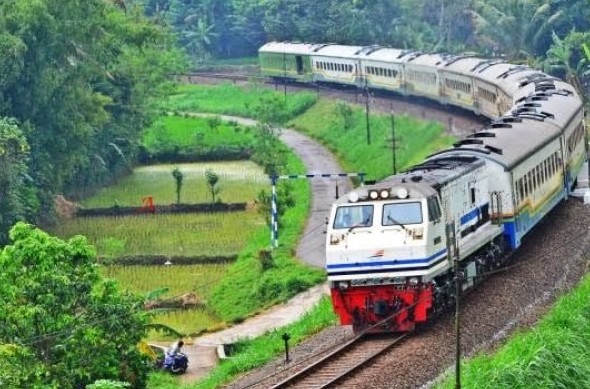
[268,333,408,389]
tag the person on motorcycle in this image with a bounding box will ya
[163,339,188,374]
[166,340,184,357]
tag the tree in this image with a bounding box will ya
[251,95,288,176]
[172,166,184,204]
[0,118,35,246]
[0,223,150,388]
[334,101,355,131]
[0,0,187,235]
[205,168,220,202]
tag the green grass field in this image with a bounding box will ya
[50,211,263,258]
[103,264,229,339]
[436,273,590,388]
[81,162,268,208]
[103,264,229,299]
[288,99,456,181]
[142,115,257,156]
[161,83,317,121]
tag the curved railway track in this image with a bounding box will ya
[268,333,407,389]
[179,71,485,139]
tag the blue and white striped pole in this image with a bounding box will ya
[270,172,365,248]
[271,175,279,248]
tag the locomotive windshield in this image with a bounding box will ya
[334,205,374,229]
[382,202,423,226]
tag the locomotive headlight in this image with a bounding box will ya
[348,191,360,203]
[369,190,379,200]
[408,277,419,285]
[379,189,390,199]
[338,281,350,290]
[396,187,409,199]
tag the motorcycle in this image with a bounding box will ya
[162,352,188,374]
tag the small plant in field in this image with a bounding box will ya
[334,101,355,131]
[172,167,184,205]
[205,168,220,203]
[255,181,296,226]
[207,115,222,132]
[99,237,126,261]
[257,249,274,270]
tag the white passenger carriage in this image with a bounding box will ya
[400,52,443,100]
[309,44,362,86]
[358,47,406,91]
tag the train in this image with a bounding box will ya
[258,42,587,332]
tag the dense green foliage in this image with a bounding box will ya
[436,273,590,388]
[0,223,149,388]
[137,0,590,81]
[0,118,36,246]
[0,0,187,244]
[289,99,455,181]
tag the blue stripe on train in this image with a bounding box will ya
[326,248,447,270]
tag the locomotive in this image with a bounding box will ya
[258,42,587,332]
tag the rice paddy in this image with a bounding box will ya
[81,161,269,208]
[51,211,264,257]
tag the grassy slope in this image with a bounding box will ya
[288,99,455,180]
[436,273,590,388]
[142,116,257,155]
[163,83,317,119]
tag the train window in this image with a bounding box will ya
[523,175,529,197]
[427,196,442,222]
[536,165,542,186]
[334,205,374,229]
[382,202,423,226]
[470,187,476,204]
[521,178,526,200]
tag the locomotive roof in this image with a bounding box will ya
[333,156,486,204]
[429,88,581,169]
[397,155,485,188]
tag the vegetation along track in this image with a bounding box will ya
[180,72,485,138]
[256,333,408,389]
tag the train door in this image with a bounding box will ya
[295,56,304,75]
